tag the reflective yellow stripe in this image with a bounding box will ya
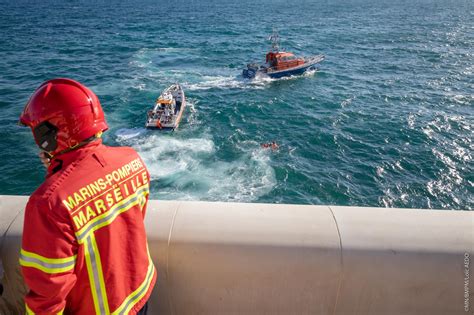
[19,249,76,274]
[112,253,155,315]
[25,303,34,315]
[90,233,110,314]
[138,190,147,211]
[25,303,64,315]
[76,185,149,244]
[84,234,110,314]
[20,249,76,264]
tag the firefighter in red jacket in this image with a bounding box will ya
[18,78,156,314]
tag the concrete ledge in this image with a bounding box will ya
[0,196,473,314]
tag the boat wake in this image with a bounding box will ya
[123,47,321,94]
[184,75,273,91]
[184,75,248,90]
[115,128,147,141]
[183,69,319,91]
[113,129,276,202]
[247,68,319,83]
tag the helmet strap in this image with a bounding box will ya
[49,134,101,159]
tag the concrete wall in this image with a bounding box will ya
[0,195,472,314]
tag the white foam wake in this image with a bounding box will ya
[114,130,276,202]
[183,75,272,91]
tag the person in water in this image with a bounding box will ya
[261,141,279,150]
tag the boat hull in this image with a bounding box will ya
[145,126,176,131]
[266,63,317,78]
[243,55,324,79]
[146,84,186,131]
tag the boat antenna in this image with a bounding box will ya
[269,28,280,52]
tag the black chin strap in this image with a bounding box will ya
[51,159,63,174]
[47,135,100,159]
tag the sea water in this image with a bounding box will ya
[0,0,472,210]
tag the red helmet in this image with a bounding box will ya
[19,78,108,156]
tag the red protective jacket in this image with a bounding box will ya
[20,140,157,314]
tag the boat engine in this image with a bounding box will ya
[243,63,259,78]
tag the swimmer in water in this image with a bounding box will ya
[261,141,279,150]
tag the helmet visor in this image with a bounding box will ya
[33,121,58,152]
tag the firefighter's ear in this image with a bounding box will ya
[33,121,58,153]
[38,152,51,168]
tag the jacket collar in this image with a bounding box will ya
[47,139,103,176]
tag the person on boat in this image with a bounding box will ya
[164,106,171,118]
[18,78,156,314]
[156,119,163,129]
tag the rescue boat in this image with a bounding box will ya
[146,84,186,130]
[242,31,325,79]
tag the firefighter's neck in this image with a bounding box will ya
[47,138,103,176]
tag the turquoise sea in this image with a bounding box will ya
[0,0,472,210]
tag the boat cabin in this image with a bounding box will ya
[145,83,185,130]
[265,52,305,71]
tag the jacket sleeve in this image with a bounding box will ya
[20,195,78,314]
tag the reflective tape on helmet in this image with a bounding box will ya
[19,249,76,274]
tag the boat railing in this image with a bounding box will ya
[1,197,471,314]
